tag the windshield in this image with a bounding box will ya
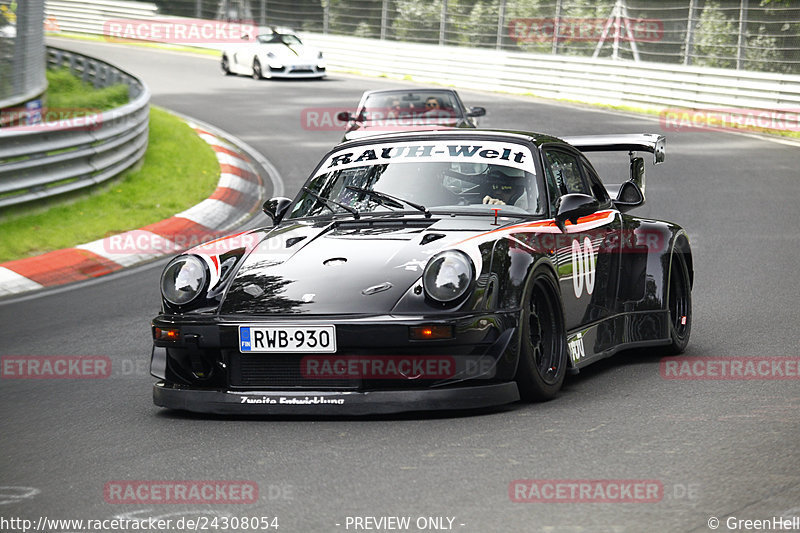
[358,92,463,125]
[258,33,302,46]
[289,139,544,219]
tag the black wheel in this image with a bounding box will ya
[221,55,232,75]
[665,253,692,353]
[515,268,568,401]
[252,58,263,80]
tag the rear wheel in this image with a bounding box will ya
[665,253,692,353]
[515,268,568,401]
[252,58,263,80]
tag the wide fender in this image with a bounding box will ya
[618,217,692,313]
[486,236,557,313]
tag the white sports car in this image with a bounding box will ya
[221,28,326,80]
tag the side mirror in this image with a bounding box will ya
[629,155,646,193]
[466,106,486,118]
[336,111,352,122]
[555,193,599,232]
[262,197,292,225]
[613,181,645,213]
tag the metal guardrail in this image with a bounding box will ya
[0,47,150,209]
[301,32,800,121]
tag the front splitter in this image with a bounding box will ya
[153,381,520,415]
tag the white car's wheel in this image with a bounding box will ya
[252,58,264,80]
[221,55,232,76]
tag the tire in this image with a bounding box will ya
[665,252,692,354]
[221,55,232,75]
[252,58,263,80]
[515,267,568,402]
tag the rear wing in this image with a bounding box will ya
[561,134,665,165]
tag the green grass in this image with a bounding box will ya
[0,107,220,262]
[46,67,130,110]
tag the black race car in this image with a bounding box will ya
[151,129,692,415]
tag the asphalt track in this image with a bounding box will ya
[1,38,799,532]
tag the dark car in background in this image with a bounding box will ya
[336,88,486,140]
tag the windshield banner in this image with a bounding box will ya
[315,141,537,177]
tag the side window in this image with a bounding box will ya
[542,163,561,214]
[580,157,611,204]
[544,150,590,196]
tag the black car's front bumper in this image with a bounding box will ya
[150,312,521,414]
[153,380,520,415]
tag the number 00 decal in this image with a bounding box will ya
[571,237,596,298]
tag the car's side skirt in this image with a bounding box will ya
[566,309,671,369]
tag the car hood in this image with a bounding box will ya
[217,215,503,315]
[263,43,318,61]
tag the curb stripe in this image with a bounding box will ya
[175,199,245,229]
[141,217,217,243]
[76,230,177,267]
[218,173,260,196]
[219,163,259,182]
[211,144,248,160]
[2,248,123,286]
[0,267,45,296]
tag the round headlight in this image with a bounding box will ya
[422,250,474,303]
[160,255,208,306]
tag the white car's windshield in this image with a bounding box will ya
[257,33,302,46]
[289,140,544,218]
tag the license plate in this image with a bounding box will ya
[238,325,336,353]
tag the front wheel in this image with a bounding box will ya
[515,268,568,402]
[221,55,232,75]
[252,58,263,80]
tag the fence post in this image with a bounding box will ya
[552,0,562,55]
[683,0,696,65]
[381,0,388,40]
[736,0,748,70]
[496,0,506,50]
[439,0,447,45]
